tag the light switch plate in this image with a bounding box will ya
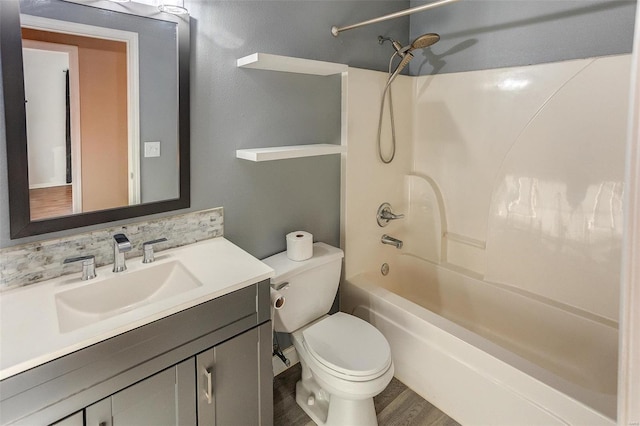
[144,141,161,158]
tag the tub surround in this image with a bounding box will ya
[0,237,273,380]
[345,55,629,322]
[414,55,629,321]
[343,68,413,280]
[483,55,628,321]
[0,208,223,291]
[342,55,626,423]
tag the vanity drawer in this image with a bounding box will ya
[0,280,270,425]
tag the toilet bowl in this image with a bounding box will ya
[292,313,394,426]
[262,243,394,426]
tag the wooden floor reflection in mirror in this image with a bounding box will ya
[29,185,72,220]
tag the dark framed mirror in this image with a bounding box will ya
[1,0,190,239]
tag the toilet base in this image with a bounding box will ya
[289,315,394,426]
[295,367,378,426]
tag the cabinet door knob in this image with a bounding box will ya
[204,367,213,405]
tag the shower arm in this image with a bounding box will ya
[331,0,460,37]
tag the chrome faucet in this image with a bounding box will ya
[113,233,132,272]
[63,255,97,281]
[142,238,168,263]
[381,234,403,249]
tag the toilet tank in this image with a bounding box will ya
[262,242,344,333]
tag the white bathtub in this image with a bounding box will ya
[341,254,617,425]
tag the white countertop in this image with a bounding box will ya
[0,237,274,380]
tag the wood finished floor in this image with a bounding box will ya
[274,363,461,426]
[29,185,72,220]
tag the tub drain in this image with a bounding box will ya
[381,263,389,276]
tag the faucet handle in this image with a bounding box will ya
[377,202,405,227]
[142,238,168,263]
[380,210,405,220]
[63,255,97,280]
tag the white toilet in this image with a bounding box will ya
[263,242,394,426]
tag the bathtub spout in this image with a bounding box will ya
[381,234,403,249]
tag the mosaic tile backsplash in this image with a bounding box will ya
[0,208,223,291]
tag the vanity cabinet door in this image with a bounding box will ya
[85,398,111,426]
[85,358,196,426]
[196,323,273,426]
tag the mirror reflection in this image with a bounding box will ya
[19,0,180,221]
[23,23,132,220]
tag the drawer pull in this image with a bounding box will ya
[204,368,213,404]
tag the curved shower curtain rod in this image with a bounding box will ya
[331,0,460,37]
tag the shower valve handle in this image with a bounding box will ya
[380,210,405,220]
[377,202,405,227]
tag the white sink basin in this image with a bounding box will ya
[55,260,202,333]
[1,238,275,380]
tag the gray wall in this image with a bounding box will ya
[186,0,409,258]
[1,0,410,254]
[409,0,636,75]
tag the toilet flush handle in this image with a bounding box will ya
[271,282,289,291]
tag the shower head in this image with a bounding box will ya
[396,33,441,56]
[409,33,440,50]
[380,32,440,85]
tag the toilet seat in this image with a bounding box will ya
[302,312,392,382]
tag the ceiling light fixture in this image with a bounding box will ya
[157,0,188,15]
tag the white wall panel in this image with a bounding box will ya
[411,54,630,319]
[485,55,630,320]
[344,68,413,279]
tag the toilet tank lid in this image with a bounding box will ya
[261,242,343,284]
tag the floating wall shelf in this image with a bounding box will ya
[236,53,347,161]
[237,53,348,76]
[236,144,346,162]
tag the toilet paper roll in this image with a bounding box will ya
[286,231,313,261]
[270,288,285,310]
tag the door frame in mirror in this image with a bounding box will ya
[1,0,190,239]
